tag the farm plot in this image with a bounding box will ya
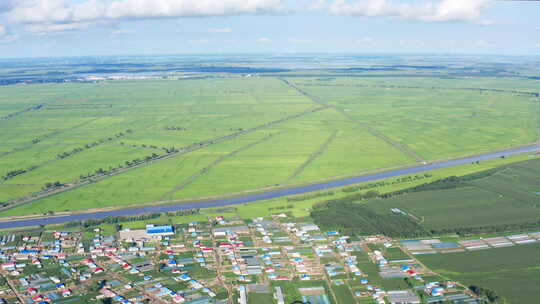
[366,186,540,231]
[365,157,540,231]
[418,242,540,303]
[1,75,538,217]
[312,157,540,237]
[292,77,539,161]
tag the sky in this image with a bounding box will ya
[0,0,539,58]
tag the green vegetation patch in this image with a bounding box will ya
[418,243,540,303]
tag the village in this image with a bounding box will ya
[0,214,486,304]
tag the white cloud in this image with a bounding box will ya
[288,37,311,44]
[208,27,232,33]
[327,0,491,22]
[475,40,491,48]
[0,1,15,13]
[7,0,283,24]
[112,29,135,35]
[25,22,95,35]
[0,32,18,44]
[477,19,495,26]
[188,38,211,44]
[256,37,271,43]
[309,0,328,10]
[0,24,17,43]
[535,42,540,49]
[356,36,374,44]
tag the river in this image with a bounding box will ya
[1,144,539,229]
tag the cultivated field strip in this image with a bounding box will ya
[0,103,46,121]
[1,130,131,183]
[286,130,338,182]
[0,105,329,212]
[298,83,540,97]
[0,118,100,159]
[160,133,277,201]
[280,78,425,163]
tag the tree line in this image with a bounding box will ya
[469,285,501,303]
[63,209,200,228]
[286,191,335,202]
[311,201,427,238]
[309,164,531,238]
[56,130,132,160]
[378,167,502,199]
[341,173,433,193]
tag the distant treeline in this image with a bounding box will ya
[310,165,527,238]
[57,130,131,160]
[342,174,433,193]
[0,103,44,121]
[2,169,29,181]
[164,126,187,131]
[287,191,335,202]
[430,219,540,237]
[311,202,427,238]
[64,209,200,228]
[2,130,133,182]
[379,168,501,199]
[469,285,500,303]
[312,198,540,238]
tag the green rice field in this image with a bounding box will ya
[365,157,540,232]
[1,76,539,216]
[418,243,540,303]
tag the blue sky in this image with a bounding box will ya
[0,0,539,58]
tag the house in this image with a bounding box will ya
[146,225,175,236]
[1,262,15,271]
[274,287,285,304]
[386,290,420,304]
[238,286,248,304]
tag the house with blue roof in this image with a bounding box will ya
[146,225,175,236]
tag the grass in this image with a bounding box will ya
[0,76,538,216]
[309,156,540,239]
[293,77,539,161]
[364,157,540,231]
[418,242,540,303]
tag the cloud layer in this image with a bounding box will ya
[6,0,283,24]
[328,0,491,22]
[0,0,494,36]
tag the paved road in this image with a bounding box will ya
[1,144,539,229]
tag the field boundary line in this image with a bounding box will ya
[159,133,278,201]
[298,83,540,97]
[0,118,100,159]
[0,103,46,122]
[285,130,338,182]
[279,78,426,163]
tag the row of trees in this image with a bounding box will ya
[286,191,334,202]
[64,209,200,228]
[469,285,500,303]
[57,130,130,160]
[429,219,540,237]
[78,152,161,181]
[164,126,187,131]
[43,181,64,190]
[311,202,428,238]
[341,173,433,193]
[379,167,502,199]
[2,169,27,181]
